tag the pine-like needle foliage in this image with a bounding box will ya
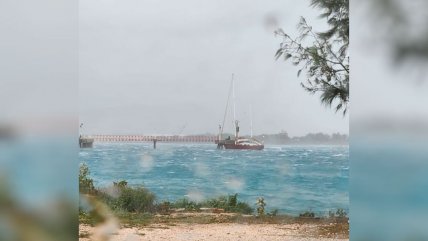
[275,0,349,115]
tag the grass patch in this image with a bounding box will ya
[114,211,153,228]
[170,194,253,214]
[299,210,315,218]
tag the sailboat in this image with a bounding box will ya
[215,75,264,150]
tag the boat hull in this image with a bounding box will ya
[216,139,264,150]
[79,136,94,148]
[223,143,264,150]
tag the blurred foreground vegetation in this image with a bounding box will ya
[0,176,77,241]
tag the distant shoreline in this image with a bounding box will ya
[86,142,349,146]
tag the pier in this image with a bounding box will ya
[91,135,217,143]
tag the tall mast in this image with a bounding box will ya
[220,75,233,138]
[232,74,239,139]
[250,105,253,138]
[232,74,236,124]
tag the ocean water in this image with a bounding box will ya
[80,143,348,215]
[350,136,428,241]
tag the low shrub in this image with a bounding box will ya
[172,198,201,211]
[98,181,155,213]
[329,208,347,218]
[156,201,172,214]
[233,201,254,214]
[170,194,253,214]
[201,194,253,214]
[79,163,96,194]
[299,210,315,218]
[267,209,279,217]
[256,197,266,216]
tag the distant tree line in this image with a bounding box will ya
[253,131,348,145]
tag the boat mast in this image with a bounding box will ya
[232,74,236,125]
[220,75,233,137]
[232,74,239,140]
[250,105,253,138]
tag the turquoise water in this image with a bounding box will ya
[80,143,348,215]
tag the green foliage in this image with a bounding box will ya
[299,210,316,218]
[172,198,201,211]
[267,209,279,217]
[113,180,128,188]
[79,163,95,194]
[170,194,253,214]
[113,211,152,227]
[336,208,347,217]
[201,196,227,209]
[233,201,254,215]
[99,182,156,213]
[329,208,347,218]
[156,201,172,215]
[228,193,238,207]
[203,194,253,214]
[256,197,266,216]
[118,188,154,212]
[309,0,349,45]
[275,0,349,115]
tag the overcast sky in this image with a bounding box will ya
[79,0,349,136]
[351,0,428,126]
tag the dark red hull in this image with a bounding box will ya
[223,143,264,150]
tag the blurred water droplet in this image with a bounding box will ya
[140,153,154,172]
[104,185,121,198]
[264,13,279,31]
[225,177,245,191]
[186,190,204,202]
[94,219,119,241]
[279,163,289,175]
[194,162,210,177]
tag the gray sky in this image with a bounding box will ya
[79,0,349,136]
[351,0,428,126]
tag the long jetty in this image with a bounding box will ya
[91,135,217,143]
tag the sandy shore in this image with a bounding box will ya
[79,223,348,241]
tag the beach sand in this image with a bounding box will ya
[79,222,348,241]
